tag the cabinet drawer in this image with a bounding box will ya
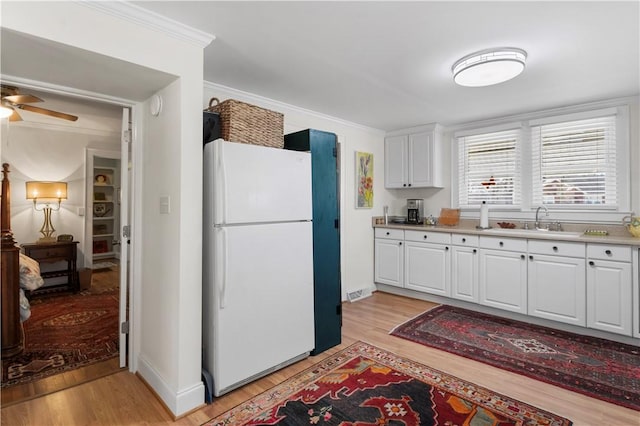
[375,228,404,240]
[528,240,585,257]
[479,236,527,252]
[451,234,478,246]
[25,246,71,260]
[587,244,631,262]
[405,230,451,244]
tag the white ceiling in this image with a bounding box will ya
[1,2,638,132]
[131,1,639,131]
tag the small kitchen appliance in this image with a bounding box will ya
[407,199,424,224]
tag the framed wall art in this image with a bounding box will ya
[355,151,373,209]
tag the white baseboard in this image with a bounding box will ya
[137,354,205,416]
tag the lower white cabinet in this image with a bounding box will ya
[528,254,586,327]
[405,241,450,296]
[479,237,528,314]
[451,234,479,303]
[374,229,638,339]
[374,229,404,288]
[404,230,450,296]
[586,244,633,336]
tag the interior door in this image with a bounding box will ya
[118,107,131,367]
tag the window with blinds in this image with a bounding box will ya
[457,128,521,207]
[531,114,617,207]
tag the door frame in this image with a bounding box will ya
[3,76,140,372]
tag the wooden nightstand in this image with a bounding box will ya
[21,241,79,296]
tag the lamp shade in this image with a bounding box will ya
[26,181,67,200]
[452,48,527,87]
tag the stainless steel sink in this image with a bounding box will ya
[481,228,583,239]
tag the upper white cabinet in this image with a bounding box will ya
[384,124,443,189]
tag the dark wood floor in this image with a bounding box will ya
[1,261,122,407]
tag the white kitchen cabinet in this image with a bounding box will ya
[451,234,479,303]
[374,229,404,288]
[586,244,633,336]
[384,125,443,189]
[479,237,528,314]
[527,241,586,327]
[404,230,450,296]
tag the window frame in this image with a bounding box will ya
[451,101,631,223]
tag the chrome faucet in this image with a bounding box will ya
[535,205,549,230]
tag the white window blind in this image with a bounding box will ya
[531,115,617,207]
[458,128,521,207]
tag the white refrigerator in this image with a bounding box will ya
[203,139,315,397]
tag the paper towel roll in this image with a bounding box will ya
[480,201,489,228]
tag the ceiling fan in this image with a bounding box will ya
[1,85,78,122]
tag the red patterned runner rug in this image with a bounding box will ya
[205,341,571,425]
[1,290,119,387]
[391,305,640,411]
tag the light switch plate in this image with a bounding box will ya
[159,195,170,214]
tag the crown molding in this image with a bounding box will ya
[77,1,215,48]
[203,81,385,135]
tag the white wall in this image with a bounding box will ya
[1,2,209,415]
[204,82,388,297]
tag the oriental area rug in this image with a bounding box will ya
[1,287,119,388]
[391,305,640,411]
[205,342,571,426]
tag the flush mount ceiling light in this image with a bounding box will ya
[452,47,527,87]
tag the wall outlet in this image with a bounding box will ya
[77,207,85,216]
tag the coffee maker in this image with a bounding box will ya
[407,199,424,224]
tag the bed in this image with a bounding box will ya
[1,163,44,359]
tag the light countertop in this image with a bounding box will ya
[372,218,640,247]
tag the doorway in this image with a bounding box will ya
[0,91,130,406]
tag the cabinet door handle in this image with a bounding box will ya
[499,241,504,247]
[521,254,526,260]
[462,238,466,243]
[605,249,612,256]
[589,261,595,266]
[528,255,533,260]
[386,232,390,235]
[408,183,412,187]
[403,184,407,187]
[399,242,403,246]
[445,246,449,251]
[553,246,558,252]
[473,249,477,253]
[423,235,428,239]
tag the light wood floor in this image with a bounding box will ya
[1,292,638,425]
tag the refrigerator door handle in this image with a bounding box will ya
[220,226,228,309]
[218,140,228,224]
[215,226,228,309]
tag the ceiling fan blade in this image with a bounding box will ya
[9,109,22,122]
[3,94,43,104]
[16,104,78,122]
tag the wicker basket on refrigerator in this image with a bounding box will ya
[205,97,284,148]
